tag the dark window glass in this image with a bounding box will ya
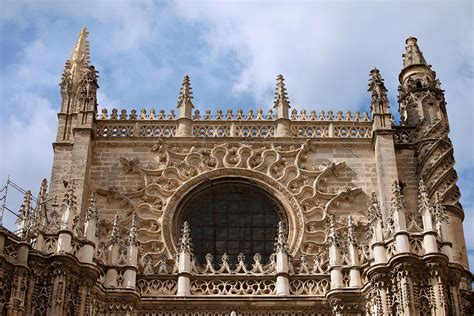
[177,179,286,265]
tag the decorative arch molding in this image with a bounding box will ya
[162,168,305,257]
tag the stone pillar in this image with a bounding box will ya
[79,193,98,264]
[367,193,387,264]
[347,216,362,288]
[434,194,452,261]
[105,215,120,288]
[391,181,410,254]
[275,221,289,296]
[418,180,438,254]
[327,215,343,289]
[124,215,138,289]
[177,222,192,296]
[57,183,77,254]
[7,242,30,316]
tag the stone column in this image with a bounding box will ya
[57,183,77,254]
[275,221,290,296]
[391,181,410,254]
[124,215,138,289]
[434,193,452,261]
[79,193,98,264]
[347,216,362,288]
[177,222,192,296]
[105,215,120,288]
[418,180,438,254]
[327,215,343,289]
[367,193,387,264]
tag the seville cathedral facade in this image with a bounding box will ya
[1,27,473,315]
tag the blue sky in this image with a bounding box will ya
[0,0,473,267]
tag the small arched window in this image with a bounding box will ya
[177,179,286,264]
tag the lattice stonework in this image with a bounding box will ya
[2,31,471,316]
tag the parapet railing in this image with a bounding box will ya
[95,108,372,139]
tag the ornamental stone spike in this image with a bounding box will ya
[85,192,98,222]
[179,221,192,254]
[84,192,99,245]
[418,180,433,216]
[347,215,357,246]
[177,75,194,117]
[391,180,410,253]
[419,180,438,254]
[273,74,291,119]
[110,214,120,245]
[402,36,427,68]
[367,192,382,224]
[17,190,32,239]
[67,26,91,85]
[368,68,390,114]
[128,213,138,246]
[275,221,288,253]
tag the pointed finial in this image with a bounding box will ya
[19,190,32,219]
[274,74,291,109]
[433,192,447,224]
[327,213,339,247]
[128,213,138,246]
[63,181,77,210]
[367,192,382,223]
[347,215,357,245]
[391,180,405,214]
[403,36,427,68]
[418,180,433,215]
[368,68,389,114]
[177,75,194,107]
[275,221,288,253]
[70,26,90,65]
[85,192,98,221]
[109,214,120,244]
[179,221,192,253]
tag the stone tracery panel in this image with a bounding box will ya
[93,140,370,270]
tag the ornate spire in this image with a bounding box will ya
[274,221,288,253]
[347,215,357,245]
[274,74,291,110]
[402,37,427,68]
[128,214,138,246]
[368,68,389,114]
[418,180,433,216]
[179,221,192,253]
[70,27,91,68]
[177,75,194,109]
[367,192,382,223]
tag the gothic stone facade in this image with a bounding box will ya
[0,28,472,315]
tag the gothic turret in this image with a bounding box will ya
[397,37,467,267]
[50,27,98,220]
